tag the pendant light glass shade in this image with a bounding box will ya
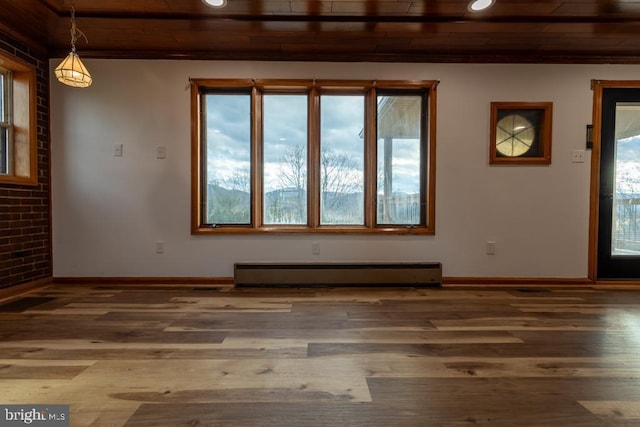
[55,51,92,88]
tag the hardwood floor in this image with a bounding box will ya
[2,284,640,426]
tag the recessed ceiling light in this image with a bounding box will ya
[203,0,227,7]
[468,0,495,12]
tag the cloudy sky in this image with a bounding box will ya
[205,92,421,195]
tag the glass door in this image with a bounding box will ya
[598,88,640,278]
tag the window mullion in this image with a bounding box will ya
[364,87,377,229]
[308,87,320,229]
[253,86,264,229]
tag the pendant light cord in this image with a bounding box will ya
[69,0,88,53]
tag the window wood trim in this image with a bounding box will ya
[0,50,37,186]
[191,78,438,235]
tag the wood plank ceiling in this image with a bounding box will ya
[1,0,640,63]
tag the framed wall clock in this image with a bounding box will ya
[489,102,553,165]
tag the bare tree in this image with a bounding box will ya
[321,150,361,210]
[269,145,307,222]
[223,169,250,193]
[208,169,251,224]
[268,145,363,223]
[277,144,307,191]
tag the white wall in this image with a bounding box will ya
[49,60,638,279]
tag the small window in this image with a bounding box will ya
[192,79,437,234]
[0,51,37,186]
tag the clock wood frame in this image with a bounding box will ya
[489,102,553,165]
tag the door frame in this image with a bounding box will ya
[589,80,640,282]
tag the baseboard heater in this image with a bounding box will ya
[234,262,442,288]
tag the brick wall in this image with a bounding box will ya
[0,32,51,289]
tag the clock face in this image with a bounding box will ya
[495,114,535,157]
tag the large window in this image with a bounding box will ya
[191,79,437,234]
[0,51,37,186]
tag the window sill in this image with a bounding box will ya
[0,174,38,186]
[192,225,435,235]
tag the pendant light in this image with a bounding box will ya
[55,0,92,88]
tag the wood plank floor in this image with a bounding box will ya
[2,284,640,426]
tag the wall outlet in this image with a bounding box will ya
[571,149,585,163]
[156,146,167,159]
[311,241,320,255]
[155,241,164,254]
[486,241,496,255]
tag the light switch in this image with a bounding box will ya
[156,146,167,159]
[113,143,123,157]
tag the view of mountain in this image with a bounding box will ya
[616,136,640,197]
[205,183,420,225]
